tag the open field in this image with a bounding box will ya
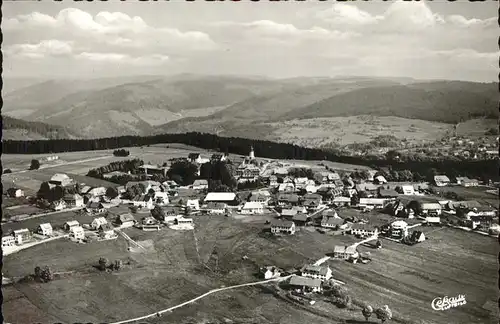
[3,209,497,324]
[264,116,454,148]
[434,186,499,207]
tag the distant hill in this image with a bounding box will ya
[280,81,498,123]
[2,115,77,140]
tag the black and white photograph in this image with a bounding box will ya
[1,0,498,323]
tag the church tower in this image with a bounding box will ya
[249,146,255,160]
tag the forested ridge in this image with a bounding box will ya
[3,132,498,181]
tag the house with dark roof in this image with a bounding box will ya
[270,220,296,235]
[434,175,451,187]
[277,194,300,207]
[289,276,323,293]
[333,245,358,260]
[114,213,136,228]
[378,189,399,198]
[292,213,309,226]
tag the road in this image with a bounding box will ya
[109,275,292,324]
[7,156,113,175]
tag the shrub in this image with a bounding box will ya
[29,159,40,170]
[113,149,130,157]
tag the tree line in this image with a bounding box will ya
[4,132,498,181]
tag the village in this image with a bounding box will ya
[2,143,499,311]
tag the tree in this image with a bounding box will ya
[375,305,393,323]
[151,205,165,222]
[98,257,109,271]
[39,266,53,282]
[114,260,123,271]
[362,305,373,321]
[113,149,130,157]
[167,159,198,186]
[106,187,119,199]
[30,159,41,170]
[34,266,42,280]
[3,169,12,174]
[37,182,52,200]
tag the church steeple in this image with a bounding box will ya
[249,145,255,159]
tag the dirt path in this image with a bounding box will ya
[109,275,292,324]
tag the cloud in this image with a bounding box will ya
[4,8,216,54]
[76,52,170,66]
[5,40,73,59]
[316,4,383,25]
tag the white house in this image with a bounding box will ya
[301,265,332,281]
[333,245,358,260]
[70,226,85,240]
[421,203,442,216]
[332,197,351,207]
[132,195,154,210]
[321,216,344,229]
[350,224,378,237]
[64,193,84,207]
[400,185,415,196]
[389,220,408,239]
[13,229,31,245]
[192,179,209,190]
[2,236,16,247]
[261,266,281,280]
[175,217,194,226]
[91,217,108,230]
[49,173,73,187]
[358,198,387,209]
[88,187,107,197]
[98,224,115,239]
[86,202,106,214]
[425,216,441,225]
[115,213,136,228]
[270,220,296,235]
[434,175,451,187]
[456,177,480,187]
[240,202,265,215]
[6,188,24,198]
[204,192,237,203]
[63,220,80,231]
[305,185,318,194]
[37,223,53,236]
[186,199,200,210]
[278,183,295,193]
[189,153,209,164]
[374,175,388,184]
[289,276,323,293]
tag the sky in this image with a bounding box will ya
[2,0,498,82]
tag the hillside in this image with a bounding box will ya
[280,82,499,123]
[2,115,77,140]
[17,75,298,138]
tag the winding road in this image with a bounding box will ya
[109,275,292,324]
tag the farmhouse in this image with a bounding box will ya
[389,220,408,239]
[138,164,168,177]
[98,224,115,239]
[86,202,106,214]
[115,213,136,228]
[434,175,451,187]
[301,265,332,281]
[64,193,84,207]
[270,220,296,235]
[292,213,309,226]
[278,183,295,193]
[399,185,415,195]
[321,216,344,229]
[456,177,480,187]
[277,194,300,207]
[421,203,442,216]
[132,195,154,209]
[91,217,108,230]
[374,175,388,184]
[88,187,107,197]
[192,179,209,190]
[355,183,379,197]
[289,276,323,293]
[206,202,227,214]
[302,199,321,211]
[240,201,265,214]
[37,223,53,236]
[332,196,351,207]
[269,175,279,187]
[204,192,237,204]
[188,153,209,164]
[281,208,298,218]
[358,198,388,209]
[6,188,24,198]
[261,266,281,279]
[63,220,80,231]
[350,224,378,237]
[305,185,317,194]
[186,199,200,210]
[70,226,85,240]
[2,236,16,247]
[49,173,73,187]
[13,229,31,244]
[333,245,358,259]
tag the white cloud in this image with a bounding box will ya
[316,4,383,25]
[76,52,170,66]
[5,40,73,59]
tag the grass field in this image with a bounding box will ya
[265,116,454,148]
[3,210,497,324]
